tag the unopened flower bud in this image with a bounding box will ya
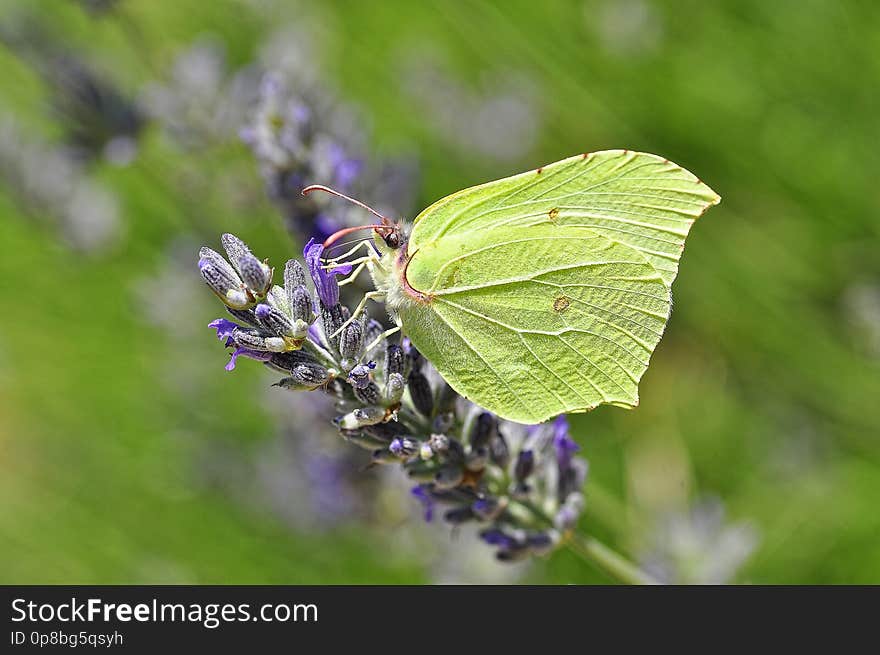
[238,253,271,295]
[383,372,405,406]
[199,257,249,309]
[232,327,287,353]
[436,383,458,414]
[490,430,510,468]
[434,465,464,490]
[337,405,386,430]
[470,412,496,449]
[220,233,251,269]
[289,286,313,323]
[419,442,434,460]
[405,461,439,482]
[472,497,505,521]
[429,413,451,436]
[362,319,385,356]
[284,259,307,293]
[496,544,531,562]
[227,308,260,327]
[342,431,392,451]
[272,362,329,390]
[514,450,535,482]
[406,344,424,372]
[526,532,557,557]
[320,303,345,352]
[443,506,474,525]
[362,422,407,440]
[256,303,295,338]
[390,437,419,458]
[354,381,381,405]
[480,528,519,550]
[384,344,405,377]
[339,319,364,361]
[265,285,289,314]
[371,448,399,465]
[408,371,433,417]
[465,446,488,472]
[267,350,319,372]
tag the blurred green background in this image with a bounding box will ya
[0,0,878,584]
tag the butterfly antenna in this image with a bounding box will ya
[321,224,388,251]
[302,184,391,225]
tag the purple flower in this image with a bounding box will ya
[290,102,310,127]
[411,484,435,522]
[552,415,579,471]
[226,347,273,371]
[209,318,238,347]
[303,238,353,308]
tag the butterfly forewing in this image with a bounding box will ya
[410,150,720,287]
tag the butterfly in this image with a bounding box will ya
[305,149,720,424]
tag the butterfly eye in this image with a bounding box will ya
[383,229,402,250]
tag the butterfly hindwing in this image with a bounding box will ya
[400,223,670,424]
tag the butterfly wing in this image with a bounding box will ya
[409,150,720,287]
[397,151,719,424]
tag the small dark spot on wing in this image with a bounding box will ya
[548,207,559,222]
[442,266,461,289]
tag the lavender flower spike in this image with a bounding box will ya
[197,232,592,565]
[304,238,352,308]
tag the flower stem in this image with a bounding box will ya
[566,533,660,585]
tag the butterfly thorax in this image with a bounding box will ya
[368,229,432,314]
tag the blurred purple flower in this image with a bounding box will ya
[411,484,436,522]
[553,415,579,471]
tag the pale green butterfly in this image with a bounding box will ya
[305,149,720,424]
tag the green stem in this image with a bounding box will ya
[566,533,660,585]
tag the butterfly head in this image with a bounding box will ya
[301,183,407,256]
[377,222,405,251]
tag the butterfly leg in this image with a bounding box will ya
[337,260,368,287]
[364,325,401,354]
[323,239,374,264]
[324,254,375,272]
[329,290,385,339]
